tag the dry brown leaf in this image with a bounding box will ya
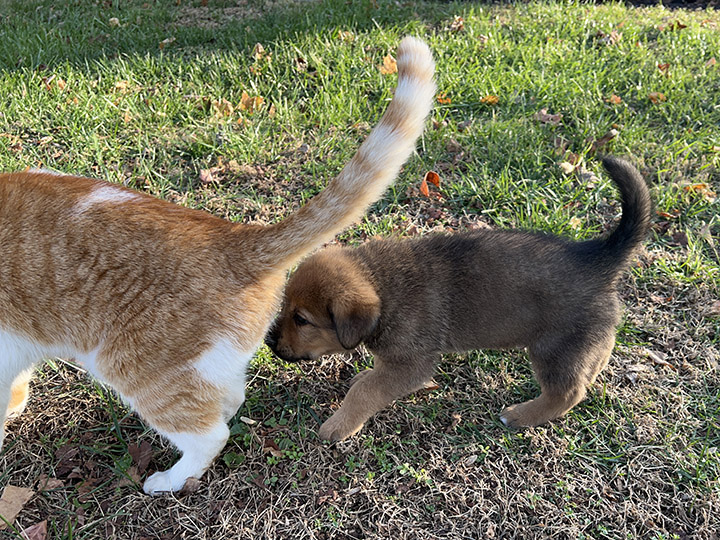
[436,92,451,105]
[21,520,47,540]
[424,171,440,188]
[590,129,619,153]
[239,91,264,113]
[647,349,674,369]
[337,30,354,42]
[212,97,234,117]
[199,169,215,184]
[657,62,670,73]
[449,15,465,32]
[0,485,34,530]
[706,57,717,67]
[379,54,397,75]
[661,20,687,31]
[158,37,175,50]
[534,108,562,125]
[419,178,430,197]
[683,183,717,203]
[648,92,666,104]
[128,441,153,474]
[608,94,622,105]
[480,94,499,106]
[252,43,267,61]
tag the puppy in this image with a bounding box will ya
[0,37,435,494]
[266,157,652,442]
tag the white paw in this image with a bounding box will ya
[499,415,509,427]
[143,470,188,496]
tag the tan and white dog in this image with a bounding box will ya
[0,37,435,494]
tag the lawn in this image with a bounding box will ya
[0,0,718,538]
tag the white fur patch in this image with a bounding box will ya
[75,185,139,213]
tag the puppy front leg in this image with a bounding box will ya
[319,357,435,442]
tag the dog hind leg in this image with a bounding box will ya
[500,332,615,428]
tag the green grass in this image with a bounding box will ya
[0,0,719,538]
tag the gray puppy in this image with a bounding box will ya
[266,157,652,442]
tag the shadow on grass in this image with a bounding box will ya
[0,0,468,72]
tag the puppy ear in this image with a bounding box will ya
[330,287,380,350]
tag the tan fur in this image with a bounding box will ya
[0,37,436,494]
[266,157,652,442]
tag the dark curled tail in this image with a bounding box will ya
[597,156,652,268]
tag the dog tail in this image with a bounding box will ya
[583,156,652,275]
[249,36,435,269]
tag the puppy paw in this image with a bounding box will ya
[318,412,364,442]
[499,403,532,428]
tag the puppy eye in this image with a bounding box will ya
[293,313,310,326]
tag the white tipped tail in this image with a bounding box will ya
[250,36,436,269]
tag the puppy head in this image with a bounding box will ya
[265,247,380,362]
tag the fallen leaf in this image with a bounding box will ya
[590,128,619,153]
[424,170,440,187]
[559,161,576,175]
[706,57,717,67]
[199,169,215,184]
[448,15,465,32]
[608,94,622,105]
[671,230,689,247]
[419,177,430,197]
[656,209,680,219]
[436,92,451,105]
[534,108,562,125]
[464,454,478,466]
[0,485,34,530]
[657,62,670,73]
[263,439,283,458]
[252,43,267,61]
[596,29,622,46]
[158,37,175,50]
[378,54,397,75]
[648,92,666,104]
[337,30,354,42]
[683,183,717,202]
[212,97,234,117]
[240,416,257,425]
[569,216,583,230]
[128,441,153,474]
[239,91,264,114]
[108,17,120,27]
[661,20,687,31]
[480,94,499,106]
[36,475,64,492]
[646,349,674,369]
[21,520,47,540]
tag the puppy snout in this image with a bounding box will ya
[264,325,279,350]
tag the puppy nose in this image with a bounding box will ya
[264,330,278,349]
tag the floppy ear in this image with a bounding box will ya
[329,286,381,350]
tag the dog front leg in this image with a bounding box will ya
[319,357,435,442]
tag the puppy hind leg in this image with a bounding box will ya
[500,337,602,428]
[319,355,437,442]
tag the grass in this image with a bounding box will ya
[0,0,718,538]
